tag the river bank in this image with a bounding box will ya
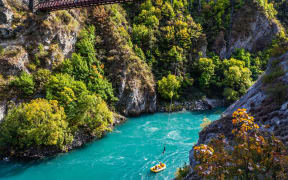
[0,109,224,180]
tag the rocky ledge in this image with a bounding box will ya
[157,98,225,112]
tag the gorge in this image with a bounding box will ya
[0,0,288,179]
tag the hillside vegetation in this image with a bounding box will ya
[0,0,287,159]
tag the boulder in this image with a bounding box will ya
[0,46,29,76]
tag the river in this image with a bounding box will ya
[0,108,224,180]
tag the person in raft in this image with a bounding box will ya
[160,162,164,167]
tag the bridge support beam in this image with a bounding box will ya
[29,0,38,12]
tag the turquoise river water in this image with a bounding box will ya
[0,109,224,180]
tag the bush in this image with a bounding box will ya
[197,58,215,88]
[263,66,285,84]
[10,72,35,97]
[158,74,182,100]
[194,109,288,179]
[61,26,117,103]
[33,68,51,92]
[175,163,191,180]
[76,93,113,137]
[0,99,73,150]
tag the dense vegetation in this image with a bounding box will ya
[0,26,115,153]
[193,109,288,179]
[0,0,287,156]
[0,99,73,151]
[126,0,283,102]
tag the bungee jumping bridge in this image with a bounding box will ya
[31,0,135,12]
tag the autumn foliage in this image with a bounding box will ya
[194,109,288,179]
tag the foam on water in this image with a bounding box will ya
[0,108,224,180]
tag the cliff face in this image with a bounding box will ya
[0,1,156,119]
[212,1,280,59]
[224,51,288,144]
[90,6,156,116]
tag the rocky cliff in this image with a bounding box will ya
[0,1,156,120]
[212,0,280,59]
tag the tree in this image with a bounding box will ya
[61,26,117,103]
[222,58,252,101]
[0,99,73,151]
[158,74,182,100]
[75,93,113,137]
[197,57,215,88]
[10,72,35,97]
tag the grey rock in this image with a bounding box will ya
[0,7,13,25]
[213,2,280,59]
[0,28,14,38]
[205,98,225,109]
[0,46,29,76]
[0,101,7,122]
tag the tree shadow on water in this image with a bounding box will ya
[0,157,54,178]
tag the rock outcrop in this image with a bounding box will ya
[213,1,280,59]
[91,6,157,116]
[0,46,29,76]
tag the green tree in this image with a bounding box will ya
[198,58,215,88]
[0,99,73,151]
[61,26,117,103]
[158,74,182,100]
[75,93,113,137]
[10,72,35,97]
[222,58,252,101]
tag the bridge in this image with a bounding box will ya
[31,0,135,12]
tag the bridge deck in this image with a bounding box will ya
[35,0,133,11]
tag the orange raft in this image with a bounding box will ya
[150,162,166,173]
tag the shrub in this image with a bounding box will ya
[262,66,285,84]
[10,72,35,97]
[158,74,182,100]
[45,74,88,124]
[198,58,215,88]
[175,163,191,180]
[61,26,118,103]
[76,93,113,137]
[194,109,288,179]
[0,99,73,150]
[33,68,51,92]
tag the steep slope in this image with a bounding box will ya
[185,1,288,178]
[0,2,156,120]
[212,0,280,58]
[89,6,156,116]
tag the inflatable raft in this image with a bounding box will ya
[150,162,166,173]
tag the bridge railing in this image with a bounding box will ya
[32,0,135,12]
